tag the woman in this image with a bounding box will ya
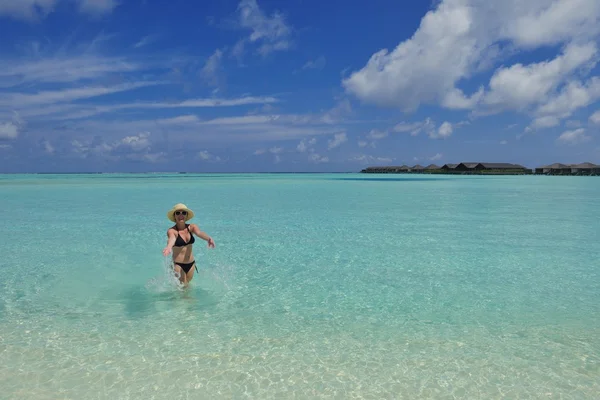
[162,203,215,286]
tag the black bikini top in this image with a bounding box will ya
[173,224,195,247]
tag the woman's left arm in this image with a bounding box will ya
[191,224,215,248]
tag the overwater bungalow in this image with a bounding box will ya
[441,164,458,171]
[569,162,600,175]
[361,160,599,176]
[534,162,600,175]
[439,162,530,174]
[363,161,531,174]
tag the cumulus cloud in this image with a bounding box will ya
[482,42,598,114]
[69,132,166,162]
[0,122,19,139]
[342,0,600,128]
[393,121,430,136]
[327,132,347,149]
[393,118,454,139]
[526,116,561,131]
[198,150,222,162]
[434,122,453,139]
[0,112,25,139]
[590,110,600,124]
[297,137,316,152]
[556,128,591,145]
[119,132,151,152]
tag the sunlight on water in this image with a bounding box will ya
[0,173,598,399]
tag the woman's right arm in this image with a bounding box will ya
[162,230,177,256]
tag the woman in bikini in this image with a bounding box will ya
[162,203,215,286]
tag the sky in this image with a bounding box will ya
[1,0,600,173]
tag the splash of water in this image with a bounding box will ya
[144,257,185,293]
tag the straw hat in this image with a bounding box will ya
[167,203,195,222]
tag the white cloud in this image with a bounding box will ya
[366,129,388,140]
[119,132,151,152]
[429,153,443,161]
[351,155,394,164]
[133,35,157,49]
[200,49,224,87]
[526,116,561,132]
[15,96,279,121]
[62,112,344,148]
[504,0,600,48]
[0,81,165,108]
[0,0,56,21]
[342,0,481,112]
[357,140,376,148]
[327,132,347,149]
[309,153,329,163]
[482,42,598,113]
[590,110,600,124]
[43,140,55,154]
[0,55,140,87]
[254,146,284,156]
[434,122,453,139]
[391,118,459,139]
[302,56,326,70]
[77,0,118,16]
[556,128,591,145]
[535,77,600,119]
[393,121,428,136]
[0,112,24,139]
[0,122,19,139]
[296,137,316,152]
[198,150,222,162]
[234,0,292,58]
[296,140,307,152]
[0,0,117,21]
[341,0,600,125]
[394,117,449,138]
[319,99,352,124]
[69,132,166,162]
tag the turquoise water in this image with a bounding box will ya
[0,173,598,399]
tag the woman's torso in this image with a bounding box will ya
[171,224,195,262]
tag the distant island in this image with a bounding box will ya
[360,162,600,176]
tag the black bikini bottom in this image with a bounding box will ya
[174,260,197,274]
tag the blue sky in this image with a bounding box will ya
[1,0,599,173]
